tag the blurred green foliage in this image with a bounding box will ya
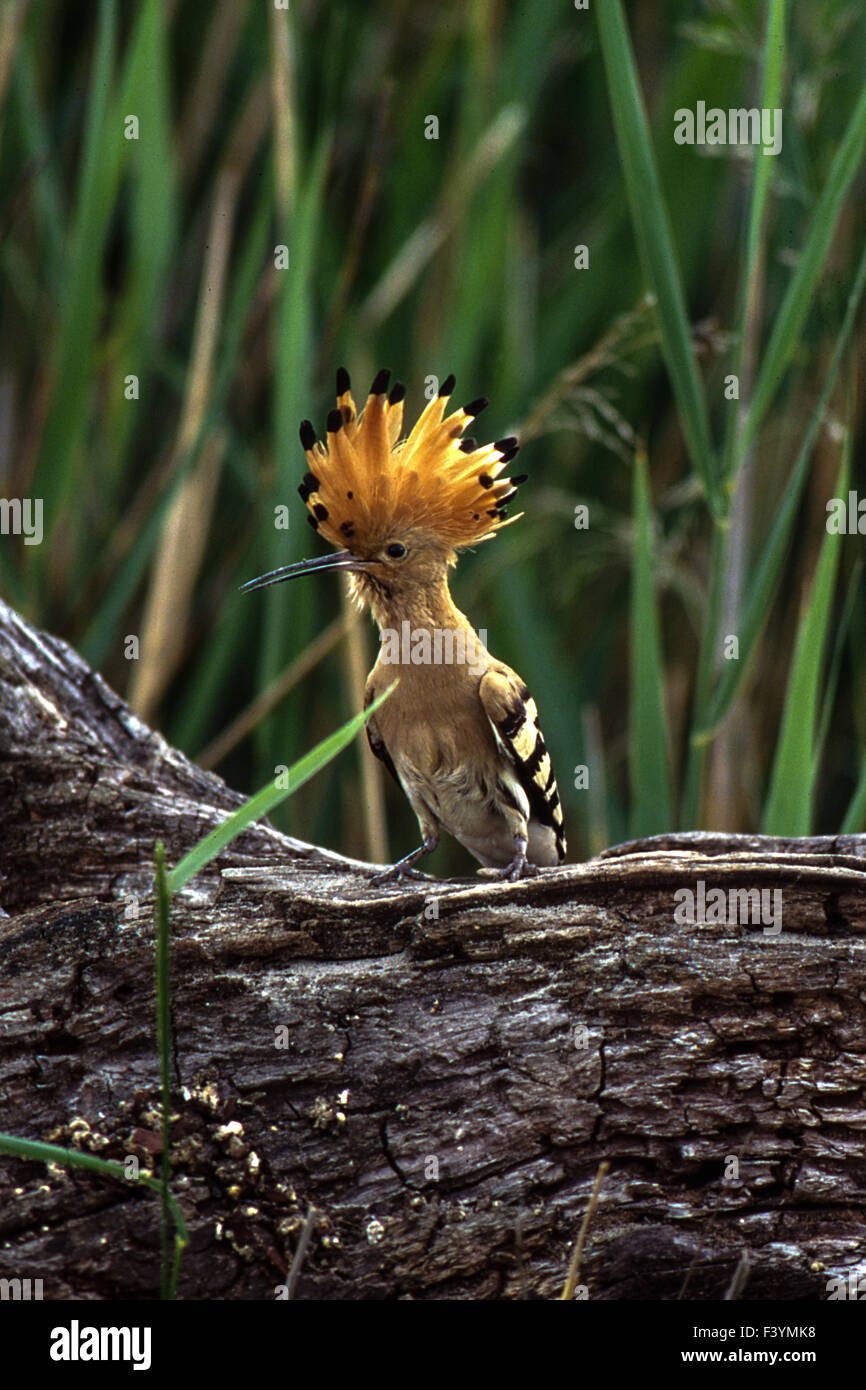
[1,0,865,872]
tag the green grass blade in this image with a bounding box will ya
[813,557,861,784]
[743,80,866,450]
[258,129,333,777]
[595,0,717,509]
[629,451,673,835]
[722,0,786,485]
[35,0,125,522]
[10,40,65,290]
[697,236,866,739]
[680,518,726,828]
[761,442,849,835]
[0,1133,189,1251]
[841,754,866,834]
[168,681,396,892]
[81,180,271,669]
[106,0,178,474]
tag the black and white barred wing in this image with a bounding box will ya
[479,666,566,861]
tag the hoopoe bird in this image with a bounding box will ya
[242,369,566,881]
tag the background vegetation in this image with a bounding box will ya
[2,0,865,874]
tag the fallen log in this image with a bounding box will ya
[1,597,865,1300]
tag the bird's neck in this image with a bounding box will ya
[354,571,470,636]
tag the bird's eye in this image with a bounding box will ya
[385,542,407,559]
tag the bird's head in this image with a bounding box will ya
[241,368,527,620]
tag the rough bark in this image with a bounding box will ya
[1,596,865,1301]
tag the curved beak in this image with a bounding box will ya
[239,549,368,594]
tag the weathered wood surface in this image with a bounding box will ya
[1,596,865,1300]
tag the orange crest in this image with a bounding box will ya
[297,369,526,553]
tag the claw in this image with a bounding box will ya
[370,863,425,886]
[496,833,538,881]
[370,834,439,886]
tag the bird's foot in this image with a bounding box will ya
[370,863,425,886]
[495,834,540,881]
[369,835,439,886]
[496,860,541,881]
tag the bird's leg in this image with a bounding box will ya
[371,833,439,885]
[497,833,540,881]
